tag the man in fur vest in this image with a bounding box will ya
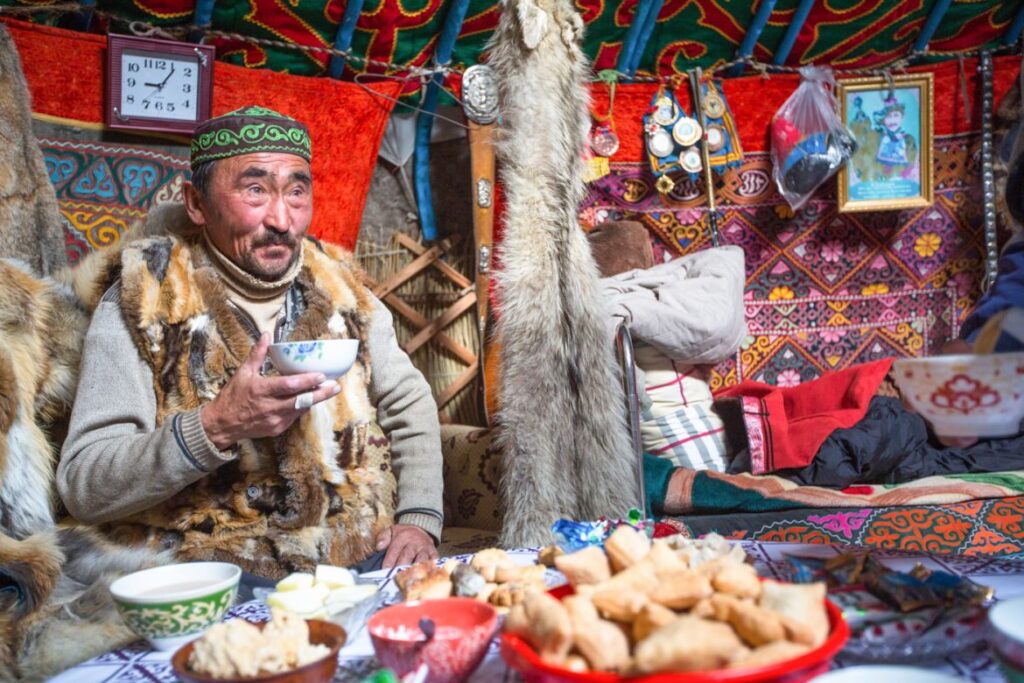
[57,106,442,578]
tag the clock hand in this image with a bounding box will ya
[158,64,175,89]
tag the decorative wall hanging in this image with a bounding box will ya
[837,73,934,212]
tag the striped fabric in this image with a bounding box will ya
[636,344,729,471]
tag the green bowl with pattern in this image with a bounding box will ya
[110,562,241,651]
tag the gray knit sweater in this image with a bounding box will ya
[57,292,444,543]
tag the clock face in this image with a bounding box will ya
[119,50,201,122]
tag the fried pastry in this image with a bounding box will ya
[759,580,829,647]
[604,525,651,573]
[555,546,612,586]
[712,561,761,599]
[538,545,564,567]
[564,596,632,671]
[504,590,573,663]
[395,562,452,601]
[729,640,810,668]
[471,548,518,582]
[592,586,649,622]
[633,616,744,673]
[644,541,687,575]
[632,602,677,642]
[650,569,713,610]
[725,598,786,646]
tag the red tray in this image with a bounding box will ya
[500,584,849,683]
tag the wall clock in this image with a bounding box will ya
[106,34,214,134]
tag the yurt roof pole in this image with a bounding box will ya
[912,0,953,52]
[75,0,95,30]
[328,0,366,78]
[415,0,471,242]
[773,0,814,65]
[188,0,215,42]
[1003,4,1024,46]
[729,0,777,76]
[618,0,664,78]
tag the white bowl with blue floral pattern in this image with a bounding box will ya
[269,339,359,383]
[109,561,240,651]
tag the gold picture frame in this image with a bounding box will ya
[837,73,933,212]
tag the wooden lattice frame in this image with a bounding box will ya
[362,233,479,412]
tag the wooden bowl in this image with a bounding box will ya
[171,619,346,683]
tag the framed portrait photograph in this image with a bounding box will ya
[837,73,933,212]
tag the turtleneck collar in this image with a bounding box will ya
[202,231,304,302]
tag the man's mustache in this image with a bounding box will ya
[254,232,297,248]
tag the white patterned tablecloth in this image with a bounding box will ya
[48,542,1024,683]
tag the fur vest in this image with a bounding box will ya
[101,234,396,578]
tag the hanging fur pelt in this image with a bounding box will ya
[489,0,639,547]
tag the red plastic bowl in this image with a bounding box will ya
[368,597,498,683]
[500,585,849,683]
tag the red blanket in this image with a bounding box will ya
[716,359,894,474]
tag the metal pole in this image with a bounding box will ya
[912,0,953,53]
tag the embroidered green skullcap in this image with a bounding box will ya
[190,105,311,170]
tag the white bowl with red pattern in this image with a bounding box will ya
[893,352,1024,438]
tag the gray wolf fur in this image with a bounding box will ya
[0,27,68,277]
[489,0,639,547]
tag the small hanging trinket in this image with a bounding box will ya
[652,94,679,126]
[705,123,726,152]
[672,116,702,147]
[680,147,703,173]
[590,123,620,157]
[702,86,727,120]
[655,174,676,194]
[584,70,620,182]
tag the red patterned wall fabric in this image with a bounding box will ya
[5,18,399,248]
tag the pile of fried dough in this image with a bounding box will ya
[396,548,547,611]
[504,527,830,675]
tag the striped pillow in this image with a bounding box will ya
[636,344,728,471]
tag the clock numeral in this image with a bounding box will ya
[126,94,135,104]
[143,59,168,70]
[127,77,136,87]
[143,100,150,110]
[127,63,140,72]
[184,67,193,77]
[166,102,176,112]
[182,83,192,94]
[154,101,164,112]
[183,99,190,109]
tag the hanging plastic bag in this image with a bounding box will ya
[771,66,857,210]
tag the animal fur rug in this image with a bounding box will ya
[489,0,639,547]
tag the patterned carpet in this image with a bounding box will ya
[35,123,190,264]
[666,496,1024,560]
[581,134,986,390]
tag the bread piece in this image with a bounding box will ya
[601,561,657,596]
[555,547,611,587]
[729,640,810,668]
[632,602,677,642]
[604,526,651,573]
[712,561,761,600]
[650,569,713,610]
[758,580,829,647]
[471,548,517,582]
[633,616,744,673]
[504,590,573,663]
[726,599,786,646]
[564,655,589,672]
